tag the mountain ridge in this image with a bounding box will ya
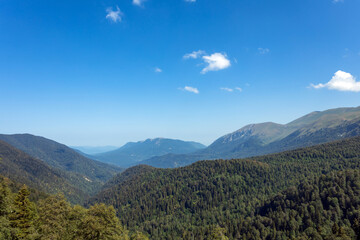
[92,138,206,167]
[139,106,360,168]
[0,140,87,203]
[0,133,123,195]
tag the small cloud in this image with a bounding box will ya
[220,87,234,92]
[310,70,360,92]
[201,53,231,74]
[154,67,162,73]
[133,0,146,6]
[220,87,243,92]
[180,86,199,94]
[183,50,206,59]
[106,6,123,23]
[343,48,350,58]
[185,0,196,2]
[333,0,343,3]
[258,48,270,54]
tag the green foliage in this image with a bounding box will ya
[90,136,360,239]
[129,231,149,240]
[0,177,12,239]
[10,185,38,239]
[235,170,360,239]
[209,226,229,240]
[0,177,141,240]
[36,193,72,240]
[76,203,128,240]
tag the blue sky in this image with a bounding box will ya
[1,0,360,146]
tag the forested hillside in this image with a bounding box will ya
[90,136,360,239]
[0,140,87,204]
[0,134,123,195]
[0,176,149,240]
[235,170,360,239]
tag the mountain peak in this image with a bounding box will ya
[93,138,206,167]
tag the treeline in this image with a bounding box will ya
[0,177,149,240]
[89,136,360,239]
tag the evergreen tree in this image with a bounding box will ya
[36,193,72,240]
[0,177,12,239]
[77,203,128,240]
[10,185,38,239]
[130,231,149,240]
[209,226,229,240]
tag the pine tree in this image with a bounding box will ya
[76,203,128,240]
[209,226,229,240]
[130,231,149,240]
[0,177,12,239]
[36,193,72,240]
[10,185,37,239]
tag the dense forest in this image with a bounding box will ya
[2,134,360,239]
[0,176,151,240]
[236,170,360,239]
[90,136,360,239]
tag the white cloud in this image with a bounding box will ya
[258,48,270,54]
[133,0,146,6]
[183,50,206,59]
[220,87,243,92]
[333,0,343,3]
[180,86,199,94]
[185,0,196,2]
[201,53,231,74]
[220,87,233,92]
[106,6,123,23]
[154,67,162,73]
[311,70,360,92]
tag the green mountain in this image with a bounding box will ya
[90,136,360,239]
[141,106,360,168]
[93,138,206,167]
[0,140,86,203]
[0,134,123,195]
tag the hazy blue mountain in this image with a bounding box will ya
[0,134,123,194]
[93,138,206,167]
[71,146,118,155]
[140,106,360,168]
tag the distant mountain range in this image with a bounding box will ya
[0,134,123,198]
[140,106,360,168]
[91,138,206,167]
[71,146,118,155]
